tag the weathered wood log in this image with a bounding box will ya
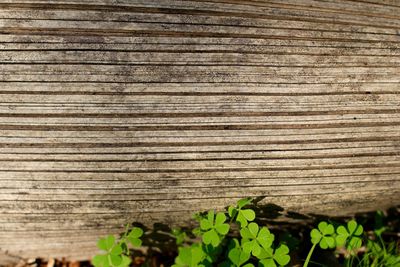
[0,0,400,263]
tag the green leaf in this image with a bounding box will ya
[190,246,204,266]
[92,254,109,267]
[128,227,143,239]
[320,236,335,249]
[336,225,349,236]
[335,235,347,247]
[128,236,142,247]
[311,222,336,249]
[348,220,363,236]
[335,226,349,247]
[310,229,322,244]
[110,244,123,255]
[97,235,115,251]
[242,239,261,256]
[207,210,215,224]
[236,213,248,228]
[248,222,259,238]
[259,258,277,267]
[237,198,252,209]
[115,255,131,267]
[228,247,251,266]
[348,237,362,250]
[109,254,122,266]
[257,227,274,249]
[175,247,191,266]
[215,212,227,225]
[242,240,254,254]
[241,209,255,221]
[203,229,220,247]
[273,244,290,266]
[240,227,253,240]
[228,206,237,218]
[318,222,334,235]
[215,223,230,235]
[335,220,364,250]
[200,218,213,230]
[174,245,205,267]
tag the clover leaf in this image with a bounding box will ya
[127,227,143,247]
[92,235,132,267]
[310,221,336,249]
[258,244,291,267]
[222,238,252,267]
[228,247,251,266]
[172,245,206,267]
[228,198,256,228]
[240,222,275,257]
[336,220,363,249]
[200,210,230,247]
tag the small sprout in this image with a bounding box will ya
[258,244,291,267]
[336,220,363,249]
[310,221,336,249]
[200,210,230,247]
[240,222,274,257]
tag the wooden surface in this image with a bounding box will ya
[1,0,400,263]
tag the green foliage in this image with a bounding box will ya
[189,198,289,266]
[92,226,143,267]
[336,220,363,250]
[223,239,253,267]
[310,221,336,249]
[359,239,400,267]
[258,244,291,267]
[228,197,256,228]
[200,210,230,247]
[93,199,398,267]
[240,222,275,257]
[305,220,365,267]
[172,244,206,267]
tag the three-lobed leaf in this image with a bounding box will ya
[240,222,275,257]
[258,244,290,267]
[200,210,230,247]
[310,221,336,249]
[335,220,363,249]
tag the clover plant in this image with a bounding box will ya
[258,244,291,267]
[228,197,256,227]
[240,222,275,257]
[92,226,143,267]
[93,198,386,267]
[200,210,230,247]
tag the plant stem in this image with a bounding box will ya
[304,243,317,267]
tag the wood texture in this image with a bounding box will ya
[0,0,400,263]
